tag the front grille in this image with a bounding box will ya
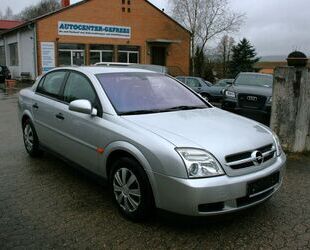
[238,94,267,110]
[225,144,275,170]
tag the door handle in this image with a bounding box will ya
[32,103,39,109]
[55,113,65,120]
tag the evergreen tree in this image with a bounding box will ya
[194,46,205,77]
[229,38,260,77]
[203,60,216,83]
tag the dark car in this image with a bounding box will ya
[207,79,234,101]
[175,76,213,99]
[222,72,273,116]
[0,66,11,83]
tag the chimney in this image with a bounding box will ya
[61,0,70,8]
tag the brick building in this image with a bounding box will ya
[0,0,191,79]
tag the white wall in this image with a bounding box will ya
[19,29,36,80]
[3,27,36,80]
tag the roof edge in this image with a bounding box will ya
[144,0,191,35]
[1,0,192,36]
[1,0,89,35]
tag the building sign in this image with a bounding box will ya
[41,42,55,73]
[58,21,131,39]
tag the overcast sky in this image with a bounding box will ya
[1,0,309,57]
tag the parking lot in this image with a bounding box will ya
[0,89,309,249]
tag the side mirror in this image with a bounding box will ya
[69,99,98,116]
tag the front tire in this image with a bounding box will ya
[110,157,154,221]
[22,119,42,157]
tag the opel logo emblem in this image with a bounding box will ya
[247,96,258,101]
[251,150,263,166]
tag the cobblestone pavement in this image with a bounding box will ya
[0,91,309,249]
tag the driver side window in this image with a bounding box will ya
[63,72,97,106]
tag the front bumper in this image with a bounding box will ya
[222,98,271,115]
[154,153,286,216]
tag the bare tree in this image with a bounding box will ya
[217,35,235,77]
[18,0,61,21]
[2,7,15,20]
[171,0,244,74]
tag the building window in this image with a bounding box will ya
[9,43,18,66]
[90,45,114,64]
[0,46,5,65]
[128,0,131,4]
[118,45,139,63]
[122,0,125,4]
[128,8,131,13]
[58,44,85,66]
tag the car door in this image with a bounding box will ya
[32,70,68,151]
[52,71,103,172]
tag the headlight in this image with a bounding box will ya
[268,96,272,103]
[175,148,225,178]
[272,132,282,156]
[225,90,236,98]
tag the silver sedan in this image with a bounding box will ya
[18,67,286,221]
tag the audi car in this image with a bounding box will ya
[18,67,286,221]
[222,72,273,116]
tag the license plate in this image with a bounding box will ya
[248,172,280,196]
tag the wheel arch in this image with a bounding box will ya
[21,110,34,128]
[102,141,159,206]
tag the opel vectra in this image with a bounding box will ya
[18,67,286,220]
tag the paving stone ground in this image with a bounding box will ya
[0,90,309,249]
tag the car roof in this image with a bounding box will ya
[239,72,272,77]
[50,66,157,75]
[176,76,203,79]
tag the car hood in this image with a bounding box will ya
[228,85,272,96]
[123,107,274,176]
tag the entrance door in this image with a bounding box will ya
[72,50,85,66]
[151,46,166,66]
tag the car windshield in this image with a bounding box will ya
[97,73,208,115]
[235,74,273,87]
[217,79,232,86]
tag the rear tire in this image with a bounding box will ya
[22,119,42,157]
[109,157,154,221]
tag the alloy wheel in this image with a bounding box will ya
[24,124,34,152]
[113,168,141,212]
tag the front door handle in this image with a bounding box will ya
[32,103,39,109]
[55,113,65,120]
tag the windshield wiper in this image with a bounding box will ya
[162,105,207,112]
[119,106,207,116]
[119,109,162,115]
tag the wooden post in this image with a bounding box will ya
[271,66,310,152]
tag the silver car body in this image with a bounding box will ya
[18,67,286,216]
